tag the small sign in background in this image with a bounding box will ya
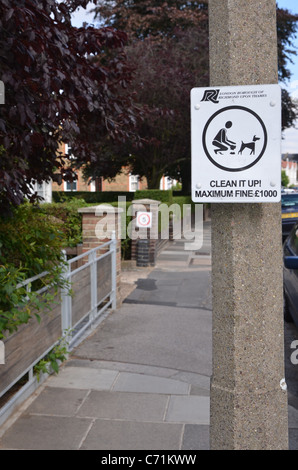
[136,212,153,228]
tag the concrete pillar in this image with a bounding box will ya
[78,205,123,307]
[209,0,288,450]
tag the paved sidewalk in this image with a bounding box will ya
[0,223,212,450]
[2,220,297,450]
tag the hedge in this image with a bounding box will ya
[52,191,134,204]
[134,189,173,204]
[53,189,174,204]
[39,198,91,247]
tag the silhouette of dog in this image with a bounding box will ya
[238,135,260,155]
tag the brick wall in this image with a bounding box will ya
[78,205,123,307]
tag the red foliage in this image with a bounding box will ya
[0,0,141,210]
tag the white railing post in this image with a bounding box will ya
[89,248,97,322]
[61,250,72,337]
[111,231,117,310]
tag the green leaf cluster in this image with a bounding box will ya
[282,169,290,188]
[39,198,90,248]
[33,336,69,382]
[0,203,69,339]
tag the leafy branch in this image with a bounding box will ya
[33,335,70,382]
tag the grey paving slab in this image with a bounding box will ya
[73,304,212,378]
[165,396,210,425]
[80,419,184,450]
[126,268,212,310]
[25,387,89,417]
[182,425,210,450]
[154,259,188,268]
[172,371,210,390]
[47,366,118,390]
[190,386,210,397]
[112,372,190,395]
[158,250,190,256]
[0,415,92,450]
[77,390,169,421]
[66,358,180,379]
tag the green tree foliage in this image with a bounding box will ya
[277,3,298,82]
[90,1,298,190]
[40,198,89,247]
[93,0,208,39]
[282,169,290,187]
[0,203,69,338]
[125,29,209,190]
[91,1,209,189]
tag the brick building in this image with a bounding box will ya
[282,154,298,187]
[51,143,177,194]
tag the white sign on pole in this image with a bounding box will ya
[136,212,152,228]
[191,84,281,203]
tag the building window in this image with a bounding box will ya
[129,174,139,192]
[32,181,52,203]
[64,179,77,191]
[36,182,45,198]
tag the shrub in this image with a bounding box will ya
[172,195,195,214]
[52,191,134,204]
[39,198,90,247]
[0,203,67,275]
[0,203,69,338]
[134,189,173,204]
[0,264,59,339]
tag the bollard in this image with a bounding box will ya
[136,239,150,267]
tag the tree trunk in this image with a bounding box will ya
[146,176,162,190]
[145,164,163,190]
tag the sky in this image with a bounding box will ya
[71,2,96,27]
[71,1,298,155]
[276,0,298,154]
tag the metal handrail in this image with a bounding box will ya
[0,233,117,422]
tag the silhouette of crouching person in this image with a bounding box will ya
[212,121,236,154]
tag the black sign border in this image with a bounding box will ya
[202,105,268,172]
